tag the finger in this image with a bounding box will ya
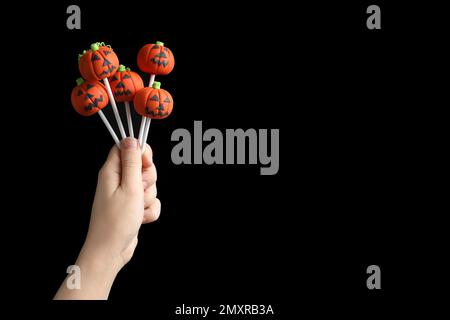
[142,165,157,190]
[120,138,142,192]
[143,198,161,224]
[142,144,153,169]
[144,184,157,208]
[97,145,121,193]
[101,145,121,175]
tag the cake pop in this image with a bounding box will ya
[71,78,120,146]
[137,41,175,77]
[134,81,174,152]
[136,41,175,148]
[108,65,144,138]
[78,42,127,140]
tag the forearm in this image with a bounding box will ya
[54,243,122,300]
[54,141,158,299]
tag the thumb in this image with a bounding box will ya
[120,138,142,191]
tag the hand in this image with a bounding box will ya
[87,137,160,267]
[54,138,160,300]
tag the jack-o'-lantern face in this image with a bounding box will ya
[137,41,175,75]
[109,65,144,102]
[71,78,109,116]
[133,82,173,119]
[144,90,173,119]
[79,42,119,82]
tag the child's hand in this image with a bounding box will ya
[86,137,160,267]
[55,138,160,300]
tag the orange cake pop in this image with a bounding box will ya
[71,78,119,146]
[78,42,126,140]
[109,65,144,137]
[134,81,173,120]
[136,41,175,150]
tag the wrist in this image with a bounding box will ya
[78,241,124,276]
[71,243,122,299]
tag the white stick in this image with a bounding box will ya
[149,74,155,86]
[140,75,156,152]
[103,78,127,140]
[124,101,134,138]
[137,74,156,149]
[98,110,120,147]
[141,118,151,153]
[138,117,146,146]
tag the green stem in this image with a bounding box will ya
[90,42,100,51]
[76,78,85,86]
[152,81,161,89]
[156,41,164,46]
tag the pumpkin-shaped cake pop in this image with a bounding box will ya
[71,78,109,116]
[134,81,173,119]
[137,41,175,75]
[108,65,144,102]
[78,42,120,82]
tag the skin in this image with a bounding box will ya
[54,138,160,300]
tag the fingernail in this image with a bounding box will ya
[121,138,138,150]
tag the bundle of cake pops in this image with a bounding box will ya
[71,41,174,151]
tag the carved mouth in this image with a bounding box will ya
[84,95,104,111]
[145,107,169,117]
[150,58,169,67]
[99,65,116,77]
[115,89,132,96]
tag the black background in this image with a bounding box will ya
[0,0,447,317]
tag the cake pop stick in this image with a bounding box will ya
[97,110,120,146]
[79,42,127,140]
[139,76,154,148]
[138,116,146,146]
[124,102,134,137]
[149,74,156,86]
[133,81,174,152]
[108,65,144,138]
[137,76,155,147]
[142,116,151,151]
[136,41,175,148]
[102,78,126,139]
[71,78,120,147]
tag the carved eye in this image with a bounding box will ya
[123,74,131,79]
[102,59,111,66]
[86,84,94,89]
[164,97,171,103]
[77,89,83,96]
[91,54,100,62]
[150,94,159,101]
[111,75,118,81]
[155,52,167,58]
[103,50,112,56]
